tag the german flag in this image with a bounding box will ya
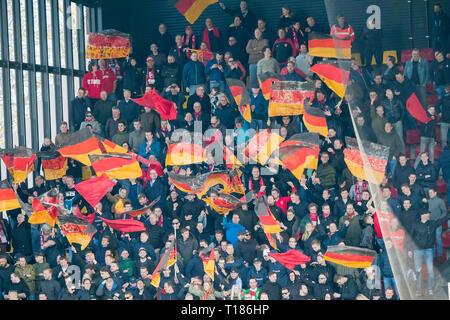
[308,32,351,59]
[302,100,328,137]
[166,143,206,166]
[170,0,218,24]
[88,153,142,180]
[203,191,253,214]
[100,138,129,154]
[259,72,283,100]
[278,133,320,180]
[268,81,315,117]
[58,216,97,250]
[244,129,284,165]
[37,150,67,181]
[86,29,130,59]
[268,249,311,270]
[224,168,245,195]
[99,216,146,233]
[122,196,160,217]
[0,180,21,212]
[255,195,284,234]
[323,245,376,268]
[58,128,105,166]
[74,173,117,208]
[266,233,279,251]
[343,137,389,185]
[1,147,37,184]
[226,78,252,123]
[223,146,243,168]
[151,241,177,287]
[29,198,58,227]
[169,169,236,198]
[310,60,350,98]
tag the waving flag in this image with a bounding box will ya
[166,143,206,166]
[57,128,105,166]
[132,88,177,120]
[244,129,284,165]
[170,0,218,24]
[74,174,117,209]
[323,245,376,268]
[58,216,97,250]
[223,146,243,168]
[29,198,57,226]
[121,196,160,218]
[259,72,283,100]
[203,249,215,281]
[204,191,253,214]
[310,60,350,98]
[151,241,177,287]
[227,78,252,123]
[255,195,284,234]
[343,137,389,185]
[0,180,21,212]
[308,32,351,59]
[266,233,279,251]
[278,133,320,180]
[99,216,146,233]
[38,150,67,181]
[403,84,432,124]
[268,81,315,117]
[302,101,328,137]
[89,153,142,180]
[268,249,311,270]
[100,138,129,154]
[86,29,130,59]
[1,147,37,184]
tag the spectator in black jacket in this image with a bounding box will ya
[361,18,383,69]
[392,155,415,190]
[437,84,450,147]
[333,274,358,300]
[219,1,257,32]
[410,211,450,296]
[69,88,89,132]
[430,3,450,54]
[11,214,32,259]
[415,105,438,167]
[161,55,180,89]
[122,57,143,97]
[414,152,437,192]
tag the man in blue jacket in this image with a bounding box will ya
[222,212,246,247]
[250,86,268,130]
[205,52,226,91]
[138,131,161,162]
[182,51,206,96]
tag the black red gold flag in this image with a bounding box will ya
[254,195,284,234]
[310,60,351,98]
[243,129,284,165]
[226,78,252,123]
[268,81,315,117]
[278,132,320,180]
[151,241,177,287]
[0,147,37,184]
[37,150,67,181]
[343,137,389,185]
[0,180,21,212]
[323,245,376,268]
[302,100,328,137]
[57,128,105,166]
[165,143,206,166]
[58,216,97,250]
[170,0,218,24]
[308,32,351,59]
[89,153,142,180]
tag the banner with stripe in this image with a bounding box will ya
[227,78,252,123]
[58,216,97,250]
[0,180,21,212]
[86,29,130,59]
[268,81,315,117]
[323,245,376,268]
[255,195,284,234]
[151,241,177,287]
[1,147,37,184]
[308,32,351,59]
[89,153,142,180]
[259,72,283,100]
[302,100,328,137]
[343,137,389,185]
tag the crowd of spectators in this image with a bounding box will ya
[1,1,450,301]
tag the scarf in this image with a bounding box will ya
[203,26,220,50]
[194,111,202,120]
[158,214,163,228]
[182,34,196,49]
[309,211,318,225]
[322,210,331,218]
[146,66,155,85]
[291,26,304,51]
[249,176,264,191]
[354,182,368,202]
[347,211,355,220]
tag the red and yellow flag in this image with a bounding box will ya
[170,0,218,24]
[278,133,320,180]
[57,129,105,166]
[89,153,142,180]
[268,81,315,117]
[0,180,21,212]
[166,143,206,166]
[308,32,351,59]
[203,249,215,281]
[74,173,117,209]
[310,60,350,98]
[1,147,37,184]
[227,78,252,123]
[29,198,58,227]
[343,137,389,185]
[244,129,284,165]
[323,245,376,269]
[223,146,243,168]
[302,101,328,137]
[268,249,311,270]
